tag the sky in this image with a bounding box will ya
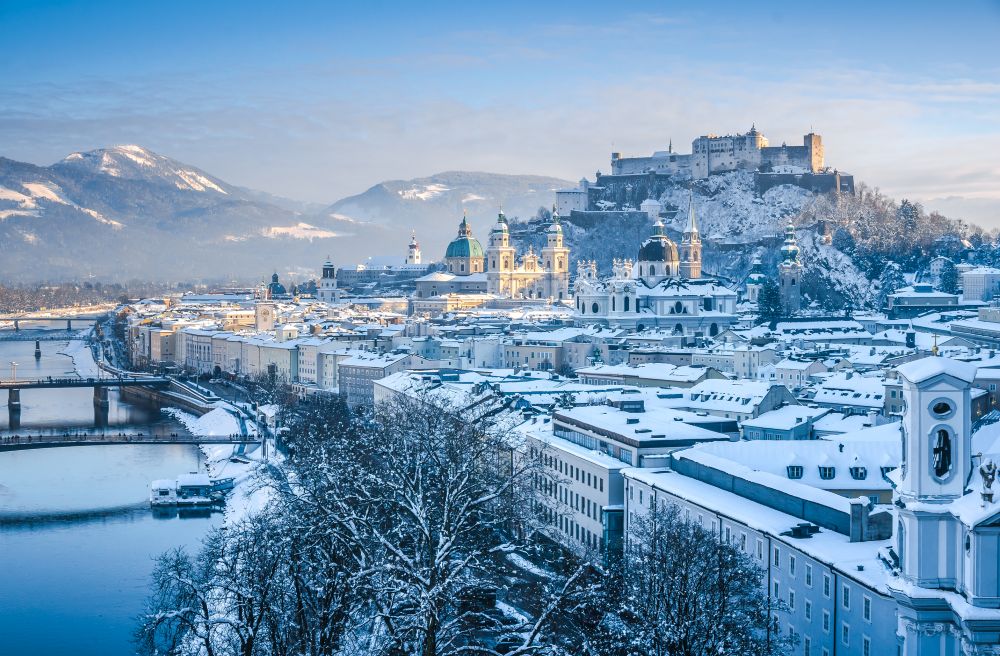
[2,0,1000,225]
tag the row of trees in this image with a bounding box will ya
[138,392,789,656]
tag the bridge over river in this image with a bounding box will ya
[0,431,259,453]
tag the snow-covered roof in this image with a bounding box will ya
[896,356,977,384]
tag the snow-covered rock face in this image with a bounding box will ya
[659,171,812,240]
[58,145,230,194]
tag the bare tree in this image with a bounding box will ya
[580,504,793,656]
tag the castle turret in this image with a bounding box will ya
[679,194,702,280]
[778,222,802,314]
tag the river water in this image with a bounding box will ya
[0,329,222,655]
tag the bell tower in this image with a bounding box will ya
[485,208,515,296]
[778,222,802,314]
[541,205,570,300]
[679,194,702,280]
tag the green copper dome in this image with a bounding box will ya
[446,236,484,258]
[446,214,484,258]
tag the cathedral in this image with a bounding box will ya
[414,209,571,302]
[485,207,570,300]
[572,199,737,334]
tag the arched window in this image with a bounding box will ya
[675,301,683,314]
[592,303,599,314]
[624,296,630,312]
[933,429,952,478]
[612,297,616,311]
[674,323,683,335]
[709,323,719,336]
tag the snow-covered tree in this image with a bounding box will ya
[939,259,959,294]
[580,505,793,656]
[877,262,906,310]
[756,278,783,323]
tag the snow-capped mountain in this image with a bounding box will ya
[0,146,364,281]
[322,171,574,260]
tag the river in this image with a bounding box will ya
[0,328,222,655]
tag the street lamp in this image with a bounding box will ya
[10,361,18,383]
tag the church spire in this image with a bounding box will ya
[685,191,699,235]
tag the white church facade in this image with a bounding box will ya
[572,201,737,334]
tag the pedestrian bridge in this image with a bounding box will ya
[0,313,107,331]
[0,431,259,453]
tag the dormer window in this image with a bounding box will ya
[787,465,804,479]
[880,465,896,479]
[849,466,867,480]
[818,466,836,480]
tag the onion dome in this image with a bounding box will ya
[780,222,800,262]
[637,219,679,263]
[747,258,766,283]
[491,208,509,234]
[445,214,484,258]
[547,204,562,234]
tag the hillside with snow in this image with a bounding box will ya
[0,146,374,281]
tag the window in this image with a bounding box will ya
[789,590,796,611]
[805,600,812,621]
[863,596,871,621]
[822,610,830,632]
[773,581,780,598]
[850,466,868,480]
[725,527,731,544]
[789,555,796,576]
[933,428,952,478]
[842,623,850,646]
[823,574,831,598]
[805,564,813,587]
[773,547,780,567]
[804,637,811,656]
[787,465,804,479]
[863,636,871,656]
[843,584,851,610]
[757,539,763,559]
[818,466,836,480]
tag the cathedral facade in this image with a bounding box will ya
[572,201,737,334]
[485,208,570,301]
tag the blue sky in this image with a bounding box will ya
[2,0,999,224]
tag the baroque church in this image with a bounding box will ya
[413,209,570,302]
[572,199,738,334]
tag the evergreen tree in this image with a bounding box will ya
[757,278,783,323]
[939,259,959,294]
[877,261,906,310]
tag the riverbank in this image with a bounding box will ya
[57,328,100,377]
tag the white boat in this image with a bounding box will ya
[150,479,178,506]
[149,473,231,507]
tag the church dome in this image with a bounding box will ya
[637,220,679,263]
[446,215,484,258]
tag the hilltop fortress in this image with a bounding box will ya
[556,126,853,217]
[610,125,823,178]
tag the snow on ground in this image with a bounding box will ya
[175,169,228,194]
[506,552,554,579]
[461,193,486,203]
[399,183,450,200]
[59,334,101,377]
[164,406,273,524]
[163,407,242,437]
[263,222,339,239]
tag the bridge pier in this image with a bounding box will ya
[34,339,41,360]
[8,388,20,429]
[13,319,19,331]
[93,386,110,410]
[67,319,72,330]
